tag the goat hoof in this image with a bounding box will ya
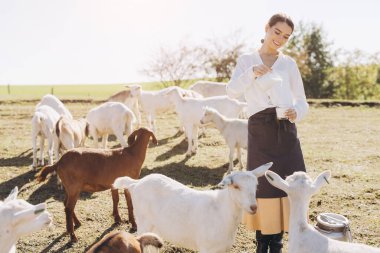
[114,217,122,224]
[74,223,81,229]
[129,226,137,233]
[185,153,192,157]
[70,234,78,243]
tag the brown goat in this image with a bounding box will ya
[36,127,157,243]
[86,231,163,253]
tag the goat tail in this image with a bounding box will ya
[137,232,164,250]
[112,176,138,190]
[55,116,63,138]
[36,163,58,183]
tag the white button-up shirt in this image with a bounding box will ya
[226,50,309,122]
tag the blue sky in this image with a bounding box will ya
[0,0,379,85]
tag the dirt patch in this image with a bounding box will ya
[0,102,379,252]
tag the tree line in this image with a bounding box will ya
[142,23,380,100]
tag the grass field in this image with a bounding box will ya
[0,82,163,100]
[0,97,379,252]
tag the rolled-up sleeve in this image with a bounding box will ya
[289,60,309,122]
[226,56,256,99]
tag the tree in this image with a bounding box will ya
[200,31,248,82]
[141,44,201,87]
[284,22,334,98]
[200,31,246,82]
[332,50,380,100]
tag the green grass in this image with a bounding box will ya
[0,82,165,100]
[0,101,379,252]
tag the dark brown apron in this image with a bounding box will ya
[247,107,306,198]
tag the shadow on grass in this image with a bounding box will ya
[0,148,34,168]
[39,233,71,253]
[28,175,94,204]
[156,129,184,146]
[142,156,228,187]
[0,168,37,199]
[155,139,189,162]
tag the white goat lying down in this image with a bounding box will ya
[113,162,273,253]
[108,85,202,133]
[86,102,136,148]
[31,105,60,168]
[201,107,248,173]
[36,94,73,119]
[265,170,380,253]
[166,88,246,156]
[0,187,52,253]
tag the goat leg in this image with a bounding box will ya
[65,207,78,243]
[73,211,81,229]
[111,189,122,224]
[124,189,137,232]
[64,192,79,242]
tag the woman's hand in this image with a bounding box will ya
[285,108,297,122]
[253,64,271,78]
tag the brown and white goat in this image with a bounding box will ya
[86,231,163,253]
[55,116,89,157]
[36,127,157,243]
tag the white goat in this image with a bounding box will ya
[36,94,73,119]
[265,170,380,253]
[54,116,89,157]
[189,81,228,97]
[166,88,246,156]
[109,85,202,133]
[108,85,142,127]
[201,107,248,173]
[189,80,246,102]
[113,162,273,253]
[31,105,60,168]
[0,187,52,253]
[86,102,136,148]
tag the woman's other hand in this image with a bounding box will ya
[285,108,297,122]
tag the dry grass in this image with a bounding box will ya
[0,101,379,253]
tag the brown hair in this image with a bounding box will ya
[261,13,294,43]
[267,13,294,32]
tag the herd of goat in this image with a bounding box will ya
[2,80,379,253]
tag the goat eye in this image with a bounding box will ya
[233,185,240,190]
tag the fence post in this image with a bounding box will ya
[7,84,10,95]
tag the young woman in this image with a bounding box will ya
[227,13,309,253]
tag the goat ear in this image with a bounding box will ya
[217,175,233,188]
[130,85,142,97]
[127,129,138,146]
[150,131,158,145]
[251,162,273,178]
[265,171,289,193]
[311,170,331,194]
[85,122,90,137]
[5,186,18,203]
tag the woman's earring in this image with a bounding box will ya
[261,39,264,44]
